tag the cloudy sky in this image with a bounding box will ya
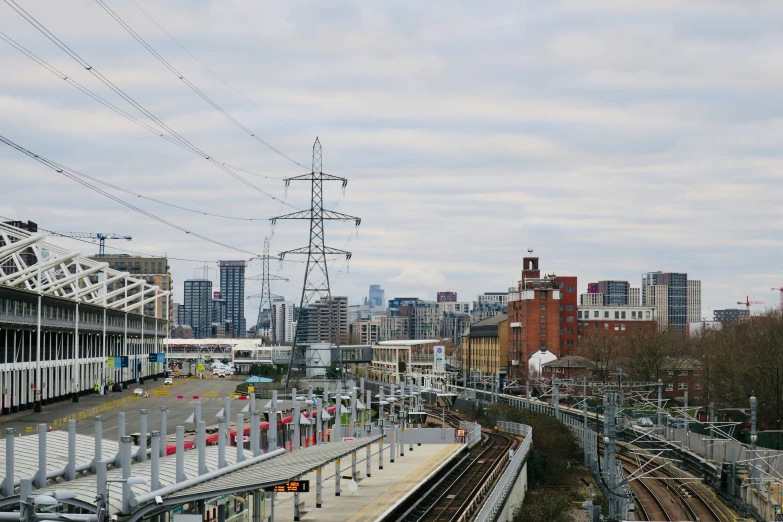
[2,0,782,321]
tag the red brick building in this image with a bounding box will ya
[576,304,658,353]
[507,256,577,379]
[436,291,457,303]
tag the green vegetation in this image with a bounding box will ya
[479,404,601,522]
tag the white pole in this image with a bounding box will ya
[34,252,42,411]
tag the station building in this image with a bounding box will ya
[0,222,169,414]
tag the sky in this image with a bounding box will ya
[2,0,783,323]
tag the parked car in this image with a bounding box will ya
[133,388,144,397]
[111,383,122,392]
[164,377,174,385]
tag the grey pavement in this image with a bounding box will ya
[0,379,242,440]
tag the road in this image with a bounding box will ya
[0,378,242,440]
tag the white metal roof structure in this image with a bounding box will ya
[0,223,168,311]
[35,446,252,516]
[0,431,120,490]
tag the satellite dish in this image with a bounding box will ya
[348,480,358,494]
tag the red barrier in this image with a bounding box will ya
[177,395,183,399]
[193,395,199,399]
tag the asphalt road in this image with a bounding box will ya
[0,378,242,441]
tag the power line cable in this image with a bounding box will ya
[129,0,301,133]
[93,0,308,169]
[3,0,297,209]
[0,134,264,257]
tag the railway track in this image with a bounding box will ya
[391,409,515,522]
[609,444,725,521]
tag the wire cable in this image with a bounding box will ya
[0,134,264,257]
[3,1,298,209]
[93,0,308,169]
[129,0,300,133]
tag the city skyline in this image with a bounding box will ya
[2,2,781,319]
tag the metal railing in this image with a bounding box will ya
[474,422,532,522]
[460,420,482,448]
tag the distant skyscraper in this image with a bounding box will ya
[271,299,295,344]
[365,285,385,307]
[211,291,227,328]
[587,283,599,294]
[219,260,247,338]
[184,279,212,338]
[713,308,749,323]
[437,291,457,303]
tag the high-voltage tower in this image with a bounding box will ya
[272,138,360,386]
[249,237,288,343]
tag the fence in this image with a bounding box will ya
[460,420,482,448]
[474,422,532,522]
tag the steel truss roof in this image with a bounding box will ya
[0,223,168,313]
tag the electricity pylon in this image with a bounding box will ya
[272,138,360,387]
[249,237,288,343]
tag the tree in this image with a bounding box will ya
[581,333,622,383]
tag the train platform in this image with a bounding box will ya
[265,443,466,522]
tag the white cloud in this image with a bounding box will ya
[388,266,446,290]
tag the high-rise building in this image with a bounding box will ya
[365,285,385,307]
[580,293,604,306]
[642,272,688,331]
[687,280,702,324]
[219,260,247,338]
[587,283,599,294]
[398,301,441,340]
[90,254,173,321]
[628,287,641,306]
[300,296,349,345]
[441,312,471,346]
[437,302,470,314]
[211,291,227,335]
[597,281,629,306]
[176,302,187,326]
[471,300,507,323]
[388,297,420,309]
[507,256,577,379]
[437,291,458,303]
[645,285,669,331]
[183,279,212,338]
[271,299,295,344]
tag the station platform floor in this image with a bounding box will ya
[263,442,466,522]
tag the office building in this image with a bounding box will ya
[587,283,599,294]
[577,304,657,350]
[687,280,702,324]
[507,256,577,379]
[89,254,172,321]
[183,279,212,338]
[176,303,187,326]
[471,300,507,323]
[441,312,471,346]
[219,260,247,339]
[462,314,508,377]
[477,292,509,305]
[388,297,421,309]
[580,293,604,306]
[437,301,470,314]
[347,304,387,322]
[365,285,385,307]
[437,291,457,303]
[713,308,749,323]
[645,285,669,331]
[397,300,441,340]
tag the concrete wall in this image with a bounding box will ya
[498,460,529,522]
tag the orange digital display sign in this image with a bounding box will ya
[272,481,310,493]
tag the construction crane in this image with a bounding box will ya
[737,294,766,312]
[49,232,132,256]
[772,287,783,310]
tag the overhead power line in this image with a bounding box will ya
[93,0,308,169]
[129,0,300,133]
[0,134,263,258]
[3,0,297,209]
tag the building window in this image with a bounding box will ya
[541,328,546,336]
[540,291,546,299]
[540,340,546,349]
[567,286,574,292]
[614,323,619,331]
[566,304,574,311]
[666,383,674,391]
[567,327,574,334]
[578,311,582,318]
[678,383,688,390]
[621,311,626,319]
[604,323,609,329]
[566,339,574,346]
[560,328,563,335]
[604,311,609,319]
[566,316,574,323]
[558,281,563,289]
[614,311,620,319]
[540,314,546,323]
[646,311,651,319]
[695,383,702,390]
[541,304,546,310]
[621,323,626,331]
[593,311,599,318]
[666,370,674,376]
[631,311,637,319]
[678,370,688,376]
[559,304,563,311]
